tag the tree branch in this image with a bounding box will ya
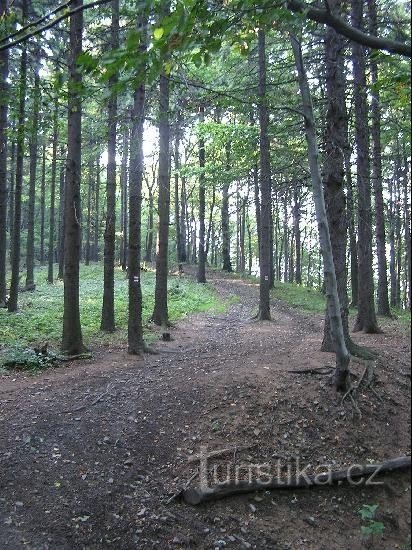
[286,0,411,58]
[0,0,112,53]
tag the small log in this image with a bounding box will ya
[182,456,411,505]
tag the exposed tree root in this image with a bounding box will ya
[341,363,380,416]
[180,456,411,505]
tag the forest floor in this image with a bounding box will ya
[0,270,410,550]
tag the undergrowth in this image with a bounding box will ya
[0,264,226,353]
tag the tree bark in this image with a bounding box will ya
[290,34,350,392]
[352,0,380,333]
[101,0,119,332]
[221,144,232,272]
[0,0,9,307]
[152,48,171,326]
[368,0,390,317]
[120,124,129,270]
[61,0,86,355]
[127,14,147,354]
[257,28,272,321]
[197,104,206,284]
[25,58,40,290]
[47,88,59,283]
[57,146,65,279]
[39,142,46,266]
[8,0,28,312]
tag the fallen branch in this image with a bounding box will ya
[62,383,114,413]
[182,456,411,505]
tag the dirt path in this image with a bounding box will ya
[0,272,410,549]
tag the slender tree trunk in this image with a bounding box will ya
[368,0,390,316]
[222,144,232,272]
[128,14,147,354]
[47,91,59,283]
[257,28,272,320]
[206,184,216,258]
[8,0,28,312]
[120,124,129,270]
[290,34,350,392]
[84,159,92,266]
[152,55,171,326]
[25,61,40,290]
[39,143,46,266]
[7,137,15,242]
[57,147,65,279]
[197,104,206,284]
[174,118,183,264]
[283,190,289,283]
[145,189,154,262]
[93,156,100,261]
[0,0,8,307]
[180,175,187,262]
[403,155,411,310]
[293,185,302,284]
[62,0,86,355]
[101,0,119,332]
[345,153,358,306]
[351,0,380,333]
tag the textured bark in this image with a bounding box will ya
[145,187,154,263]
[389,175,397,307]
[403,156,411,310]
[321,7,354,353]
[293,186,302,284]
[257,29,272,321]
[47,91,59,283]
[93,156,100,261]
[120,125,129,270]
[351,0,380,334]
[84,159,93,266]
[152,48,171,326]
[179,175,187,263]
[8,0,28,312]
[290,34,350,392]
[197,104,206,284]
[39,143,46,266]
[127,14,147,354]
[368,0,390,317]
[7,137,15,243]
[57,147,65,279]
[101,0,119,332]
[25,60,40,290]
[61,0,86,355]
[345,153,358,306]
[0,0,9,307]
[221,144,232,272]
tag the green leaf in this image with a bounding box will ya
[154,27,164,40]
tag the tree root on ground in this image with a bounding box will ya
[179,456,411,505]
[341,363,381,417]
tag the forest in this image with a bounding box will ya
[0,0,411,548]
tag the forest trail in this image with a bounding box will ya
[0,271,410,549]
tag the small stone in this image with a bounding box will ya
[249,504,256,513]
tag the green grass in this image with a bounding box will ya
[271,281,328,313]
[0,264,226,351]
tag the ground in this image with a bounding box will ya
[0,271,410,549]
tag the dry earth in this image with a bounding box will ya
[0,271,410,549]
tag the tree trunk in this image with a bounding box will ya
[221,144,232,272]
[57,147,65,279]
[25,59,40,290]
[351,0,380,333]
[180,175,187,263]
[39,143,46,266]
[152,49,171,326]
[290,34,350,392]
[62,0,86,355]
[257,28,272,321]
[8,0,28,312]
[0,0,8,307]
[101,0,119,332]
[128,14,147,354]
[197,104,206,284]
[403,155,411,310]
[84,159,92,266]
[368,0,391,317]
[93,156,100,261]
[47,90,59,283]
[120,124,129,270]
[293,185,302,284]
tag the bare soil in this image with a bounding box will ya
[0,272,410,549]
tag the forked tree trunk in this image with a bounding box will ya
[128,14,147,354]
[25,60,40,291]
[0,0,9,307]
[290,34,350,392]
[197,104,206,284]
[8,0,28,313]
[62,0,86,355]
[101,0,119,333]
[257,28,272,320]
